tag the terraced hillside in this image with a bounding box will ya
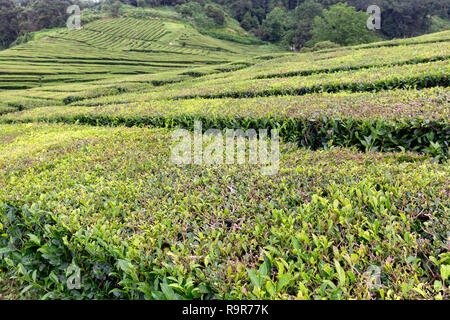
[0,23,449,300]
[0,17,274,91]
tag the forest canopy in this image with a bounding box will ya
[1,0,449,49]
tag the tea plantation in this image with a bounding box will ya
[0,15,448,300]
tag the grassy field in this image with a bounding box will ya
[0,15,448,300]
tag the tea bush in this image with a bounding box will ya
[0,124,448,299]
[0,24,448,300]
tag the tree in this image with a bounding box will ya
[430,0,449,19]
[347,0,442,38]
[310,2,378,46]
[177,2,224,29]
[261,7,287,42]
[231,0,252,22]
[241,11,259,30]
[110,0,122,17]
[177,1,201,18]
[1,0,444,49]
[380,0,434,38]
[205,4,225,25]
[21,0,73,31]
[291,0,324,48]
[0,0,20,47]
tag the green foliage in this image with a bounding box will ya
[0,0,20,48]
[429,16,450,34]
[289,0,324,49]
[2,86,449,160]
[157,60,449,100]
[8,32,34,48]
[312,40,340,51]
[0,203,208,299]
[310,3,379,46]
[0,15,274,89]
[1,0,447,49]
[0,18,449,300]
[256,42,449,79]
[241,12,259,31]
[199,30,264,45]
[261,7,288,42]
[205,4,225,26]
[4,111,449,160]
[177,2,219,29]
[0,124,448,299]
[100,0,124,17]
[379,0,435,38]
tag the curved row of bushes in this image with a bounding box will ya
[175,74,449,100]
[255,56,450,80]
[0,124,448,299]
[2,114,447,160]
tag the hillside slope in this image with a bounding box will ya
[0,15,277,91]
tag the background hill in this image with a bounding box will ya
[1,0,449,50]
[0,5,280,91]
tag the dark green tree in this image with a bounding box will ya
[110,0,122,17]
[291,0,324,48]
[346,0,443,38]
[310,2,378,46]
[241,11,260,30]
[0,0,20,47]
[261,6,288,41]
[381,0,435,38]
[231,0,252,21]
[205,3,226,25]
[22,0,73,31]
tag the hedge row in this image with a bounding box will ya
[312,32,450,54]
[255,56,450,80]
[62,85,135,105]
[175,74,449,100]
[199,30,265,45]
[3,114,447,159]
[0,124,448,299]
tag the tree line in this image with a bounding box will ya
[1,0,448,49]
[0,0,88,48]
[176,0,449,49]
